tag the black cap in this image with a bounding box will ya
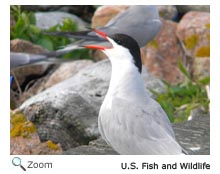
[109,34,142,73]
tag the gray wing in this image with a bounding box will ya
[113,97,176,138]
[10,52,73,70]
[99,97,182,154]
[99,5,162,47]
[44,6,161,51]
[10,52,47,70]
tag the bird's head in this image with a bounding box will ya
[81,29,142,73]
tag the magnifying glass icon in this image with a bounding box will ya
[12,157,26,171]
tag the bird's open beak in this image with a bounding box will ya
[81,29,113,50]
[44,29,113,50]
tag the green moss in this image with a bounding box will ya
[184,34,199,49]
[10,112,37,138]
[196,45,210,57]
[147,39,159,49]
[47,140,59,150]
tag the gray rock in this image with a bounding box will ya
[35,11,88,30]
[174,113,210,155]
[20,59,165,150]
[22,5,96,22]
[157,5,178,20]
[176,5,210,13]
[63,138,118,155]
[21,92,98,150]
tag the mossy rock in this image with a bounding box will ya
[46,140,59,150]
[184,34,199,49]
[196,45,210,57]
[147,39,159,49]
[205,23,210,29]
[10,112,37,138]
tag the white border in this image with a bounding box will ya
[8,0,212,5]
[1,1,219,174]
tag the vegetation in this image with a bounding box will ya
[10,5,91,59]
[151,62,210,123]
[159,22,210,122]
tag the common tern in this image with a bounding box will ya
[70,29,187,155]
[44,5,161,54]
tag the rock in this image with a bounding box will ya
[176,5,210,14]
[20,59,165,150]
[10,39,52,107]
[64,111,210,155]
[192,57,210,79]
[35,11,88,30]
[22,5,96,22]
[57,6,96,23]
[176,11,210,80]
[10,133,62,155]
[176,11,210,58]
[12,60,93,107]
[63,138,118,155]
[21,92,98,151]
[44,60,93,89]
[91,5,129,28]
[173,114,210,155]
[142,19,185,84]
[157,5,178,20]
[10,39,48,54]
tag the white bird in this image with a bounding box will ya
[74,29,187,155]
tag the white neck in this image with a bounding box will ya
[105,59,147,103]
[101,37,149,106]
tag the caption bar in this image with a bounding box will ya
[121,162,210,170]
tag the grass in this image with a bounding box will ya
[150,62,210,123]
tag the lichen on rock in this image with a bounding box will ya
[46,140,59,150]
[184,34,199,49]
[10,112,37,138]
[196,45,210,57]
